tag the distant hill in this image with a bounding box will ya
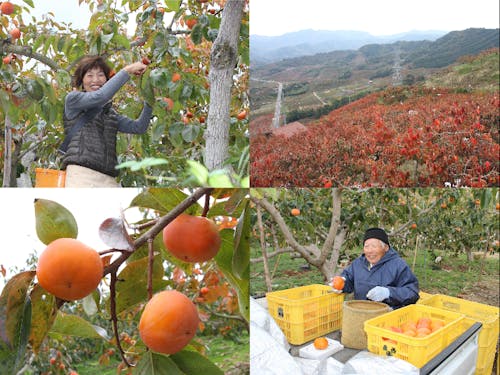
[251,28,500,118]
[250,29,447,65]
[406,28,500,68]
[425,48,499,91]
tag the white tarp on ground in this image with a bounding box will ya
[250,297,345,375]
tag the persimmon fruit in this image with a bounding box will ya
[237,110,248,120]
[139,290,199,354]
[186,18,197,29]
[332,276,345,290]
[162,214,221,262]
[36,238,103,301]
[291,208,300,216]
[172,72,181,82]
[163,97,174,111]
[1,1,14,15]
[9,28,21,40]
[313,337,328,350]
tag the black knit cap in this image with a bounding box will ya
[363,227,390,246]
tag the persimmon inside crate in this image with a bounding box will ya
[266,284,344,345]
[364,304,465,368]
[419,294,499,375]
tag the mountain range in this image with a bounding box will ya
[250,29,449,65]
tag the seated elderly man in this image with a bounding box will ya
[334,227,419,309]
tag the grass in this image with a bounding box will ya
[72,333,249,375]
[75,358,118,375]
[204,332,249,373]
[251,246,500,307]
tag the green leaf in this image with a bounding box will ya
[82,294,98,316]
[28,284,57,353]
[14,297,31,372]
[169,122,185,147]
[149,68,170,88]
[113,33,131,49]
[34,199,78,245]
[165,0,180,12]
[130,188,200,215]
[181,124,200,143]
[50,312,108,339]
[181,82,193,99]
[186,160,209,186]
[133,351,183,375]
[190,24,203,45]
[115,256,168,314]
[170,350,224,374]
[215,232,249,322]
[22,0,34,7]
[232,201,250,279]
[207,170,233,187]
[0,271,36,349]
[26,79,44,101]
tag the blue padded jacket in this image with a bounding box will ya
[340,248,419,309]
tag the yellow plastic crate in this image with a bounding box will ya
[418,291,434,302]
[266,284,344,345]
[419,295,499,375]
[364,304,465,368]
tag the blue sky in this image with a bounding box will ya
[250,0,500,36]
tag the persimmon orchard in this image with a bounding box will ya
[250,188,499,283]
[0,188,250,374]
[251,87,499,187]
[0,0,249,187]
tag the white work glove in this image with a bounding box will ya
[367,286,390,301]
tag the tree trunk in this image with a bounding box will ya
[257,205,272,292]
[205,0,244,171]
[3,115,12,187]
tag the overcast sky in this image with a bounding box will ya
[250,0,500,36]
[0,188,141,292]
[29,1,138,34]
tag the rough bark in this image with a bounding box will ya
[205,0,244,171]
[3,116,12,187]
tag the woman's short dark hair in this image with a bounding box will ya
[73,56,111,89]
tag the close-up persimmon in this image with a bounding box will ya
[162,213,221,262]
[139,290,199,354]
[313,337,329,350]
[1,1,14,15]
[36,238,103,301]
[332,276,345,290]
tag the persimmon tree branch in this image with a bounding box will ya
[250,195,319,266]
[103,187,213,276]
[1,43,62,71]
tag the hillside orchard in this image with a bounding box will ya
[251,87,499,187]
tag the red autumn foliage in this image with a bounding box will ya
[251,87,499,187]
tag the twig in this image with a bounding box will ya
[202,192,211,217]
[128,218,158,232]
[110,271,132,367]
[147,239,154,301]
